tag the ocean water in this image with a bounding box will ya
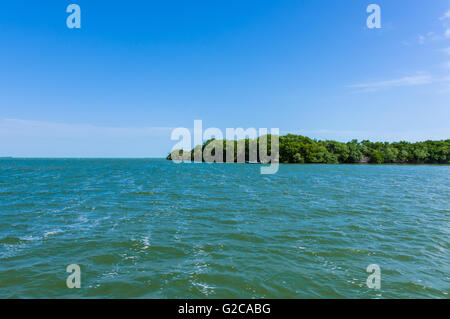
[0,159,448,299]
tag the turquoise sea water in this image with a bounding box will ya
[0,159,448,298]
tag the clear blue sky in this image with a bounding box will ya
[1,0,450,157]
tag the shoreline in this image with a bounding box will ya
[167,134,450,165]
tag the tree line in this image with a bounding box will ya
[167,134,450,164]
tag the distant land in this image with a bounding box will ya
[167,134,450,164]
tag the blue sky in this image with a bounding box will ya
[1,0,450,157]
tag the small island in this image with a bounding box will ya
[167,134,450,164]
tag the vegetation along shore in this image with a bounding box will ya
[167,134,450,164]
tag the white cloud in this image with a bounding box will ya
[0,119,173,138]
[348,74,450,93]
[418,34,426,45]
[442,47,450,55]
[438,76,450,93]
[441,10,450,20]
[348,75,433,92]
[416,32,441,45]
[0,119,175,157]
[446,29,450,37]
[444,61,450,69]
